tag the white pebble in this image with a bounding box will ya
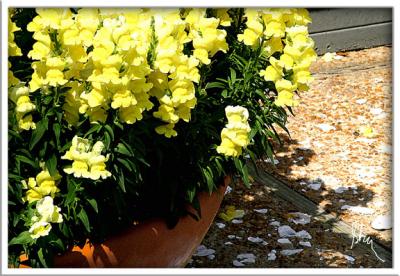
[299,241,312,247]
[215,222,226,229]
[281,249,303,256]
[269,221,281,227]
[267,252,277,261]
[224,241,233,245]
[232,219,243,224]
[296,230,312,239]
[228,235,236,239]
[278,225,297,238]
[288,212,311,225]
[371,215,392,230]
[233,260,245,267]
[247,236,264,243]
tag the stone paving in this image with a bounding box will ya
[187,46,392,268]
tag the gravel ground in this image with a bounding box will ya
[187,46,392,268]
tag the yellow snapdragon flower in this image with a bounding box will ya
[22,169,61,203]
[62,136,111,180]
[29,196,63,239]
[217,106,251,157]
[9,86,36,131]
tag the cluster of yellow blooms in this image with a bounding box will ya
[216,106,251,157]
[28,196,63,239]
[238,8,316,107]
[22,169,61,203]
[21,168,63,239]
[149,9,228,137]
[25,8,230,138]
[8,12,37,131]
[61,136,111,180]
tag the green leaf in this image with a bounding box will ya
[65,179,77,205]
[9,231,32,246]
[84,124,101,138]
[117,170,126,193]
[116,142,132,157]
[186,185,196,203]
[205,82,225,89]
[77,208,90,233]
[87,198,98,213]
[104,124,114,141]
[53,123,61,147]
[37,248,48,268]
[229,68,237,84]
[29,118,48,150]
[45,154,57,177]
[104,131,111,150]
[15,155,38,169]
[221,89,228,98]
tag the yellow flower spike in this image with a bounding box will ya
[217,106,251,157]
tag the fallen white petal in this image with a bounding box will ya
[228,235,236,239]
[378,144,392,154]
[224,241,233,245]
[344,255,355,262]
[215,222,226,229]
[341,205,374,215]
[225,186,233,195]
[254,208,268,214]
[356,99,367,104]
[316,123,336,132]
[232,219,243,224]
[370,107,383,115]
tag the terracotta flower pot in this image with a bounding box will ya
[43,176,230,268]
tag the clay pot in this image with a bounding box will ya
[49,176,230,268]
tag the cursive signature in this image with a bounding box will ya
[351,222,385,262]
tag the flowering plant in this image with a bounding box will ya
[8,8,316,267]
